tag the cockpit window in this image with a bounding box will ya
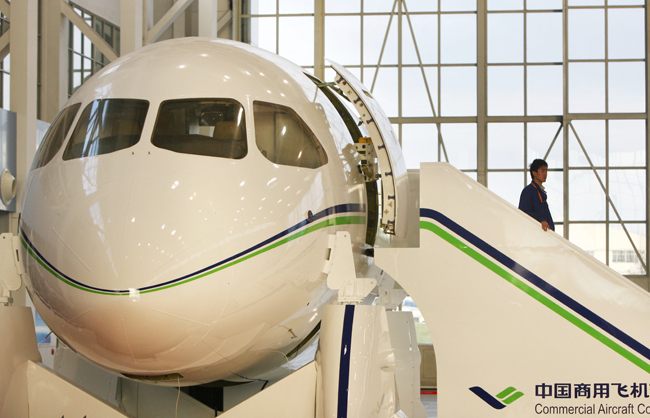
[32,103,81,169]
[63,99,149,160]
[151,99,247,159]
[253,101,328,169]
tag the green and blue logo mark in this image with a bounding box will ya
[470,386,524,409]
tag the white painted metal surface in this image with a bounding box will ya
[376,163,650,417]
[0,234,22,300]
[386,311,427,418]
[20,38,370,385]
[24,361,130,418]
[318,305,397,418]
[0,307,41,417]
[219,362,317,418]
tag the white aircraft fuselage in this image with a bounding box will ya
[19,38,371,385]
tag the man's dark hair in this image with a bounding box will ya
[530,159,548,178]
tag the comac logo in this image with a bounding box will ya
[470,386,524,410]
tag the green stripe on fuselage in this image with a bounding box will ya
[22,215,365,296]
[421,220,650,375]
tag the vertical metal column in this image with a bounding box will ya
[562,1,570,239]
[173,0,187,38]
[477,2,488,187]
[646,0,650,284]
[41,0,69,123]
[232,0,241,41]
[10,0,38,306]
[10,0,38,233]
[314,0,325,80]
[121,0,144,55]
[198,0,217,38]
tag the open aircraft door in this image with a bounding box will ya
[329,61,410,238]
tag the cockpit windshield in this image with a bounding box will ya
[151,99,247,159]
[253,101,328,169]
[63,99,149,160]
[32,103,81,169]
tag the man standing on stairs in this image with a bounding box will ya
[518,158,555,232]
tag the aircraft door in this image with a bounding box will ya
[328,61,409,239]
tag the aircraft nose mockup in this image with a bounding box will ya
[18,37,369,383]
[21,159,329,380]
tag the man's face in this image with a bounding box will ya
[533,166,548,184]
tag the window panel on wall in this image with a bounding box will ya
[569,120,606,167]
[569,62,605,113]
[441,123,477,170]
[402,67,437,117]
[608,0,644,4]
[325,0,360,13]
[609,120,645,167]
[527,123,563,168]
[325,16,361,66]
[441,14,477,64]
[487,13,523,63]
[488,123,523,169]
[2,72,9,109]
[278,17,314,66]
[527,65,563,116]
[568,0,605,6]
[526,12,562,63]
[440,0,477,11]
[73,26,82,53]
[607,8,645,60]
[363,15,398,66]
[245,17,277,52]
[83,32,92,56]
[568,8,605,60]
[369,67,398,117]
[527,0,562,9]
[401,15,438,65]
[608,62,646,113]
[545,170,564,223]
[487,172,526,207]
[569,169,607,221]
[570,223,606,264]
[251,0,276,14]
[364,0,396,13]
[404,0,438,12]
[609,224,646,275]
[488,66,524,116]
[402,124,439,169]
[487,0,523,11]
[441,66,477,117]
[609,170,646,221]
[279,0,313,14]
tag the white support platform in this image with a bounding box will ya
[376,163,650,416]
[0,306,214,417]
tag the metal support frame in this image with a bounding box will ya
[61,1,118,62]
[121,0,143,55]
[41,0,69,122]
[314,0,324,80]
[198,0,217,38]
[646,0,650,286]
[476,0,487,186]
[147,0,193,44]
[9,0,38,239]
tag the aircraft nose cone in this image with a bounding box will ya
[51,177,223,293]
